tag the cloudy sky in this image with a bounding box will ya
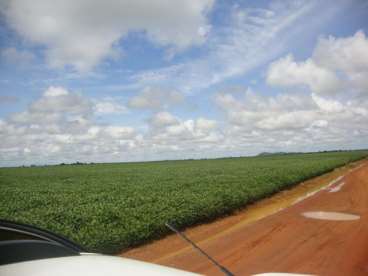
[0,0,367,166]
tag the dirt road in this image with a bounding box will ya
[121,160,368,275]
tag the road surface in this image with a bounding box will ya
[122,160,368,275]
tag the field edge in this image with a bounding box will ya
[120,157,367,260]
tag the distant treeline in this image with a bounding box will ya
[257,149,362,157]
[21,148,368,168]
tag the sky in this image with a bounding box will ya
[0,0,367,167]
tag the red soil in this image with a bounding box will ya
[121,160,368,275]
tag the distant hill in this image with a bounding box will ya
[257,149,358,157]
[257,152,291,156]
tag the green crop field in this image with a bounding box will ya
[0,150,367,253]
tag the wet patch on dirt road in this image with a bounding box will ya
[302,211,360,221]
[328,181,345,193]
[253,273,315,276]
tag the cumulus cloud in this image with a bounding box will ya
[217,31,368,152]
[313,30,368,93]
[262,31,368,152]
[0,86,140,165]
[104,126,135,139]
[266,28,368,151]
[9,87,92,127]
[267,55,342,94]
[146,111,221,150]
[0,86,222,165]
[1,83,367,166]
[149,111,179,127]
[1,28,368,165]
[30,87,92,115]
[313,30,368,75]
[128,86,184,110]
[1,0,214,72]
[267,30,368,96]
[215,87,368,154]
[94,98,127,115]
[215,89,319,130]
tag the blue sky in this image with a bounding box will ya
[0,0,368,166]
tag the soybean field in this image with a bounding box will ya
[0,150,367,253]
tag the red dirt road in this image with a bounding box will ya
[122,161,368,275]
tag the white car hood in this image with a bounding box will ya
[0,254,200,276]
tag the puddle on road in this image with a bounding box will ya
[302,211,360,221]
[253,273,315,276]
[328,182,345,193]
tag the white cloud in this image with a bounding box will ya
[214,83,368,154]
[215,89,318,130]
[267,30,368,96]
[94,98,127,115]
[1,27,368,165]
[29,86,92,116]
[43,86,69,97]
[128,86,184,110]
[146,111,221,146]
[256,111,316,130]
[2,0,214,72]
[267,55,341,94]
[311,93,344,113]
[104,126,135,139]
[0,86,222,166]
[0,86,142,165]
[133,0,343,92]
[149,111,179,127]
[196,118,217,132]
[313,30,368,93]
[313,30,368,75]
[1,82,367,166]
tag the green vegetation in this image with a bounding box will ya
[0,150,367,253]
